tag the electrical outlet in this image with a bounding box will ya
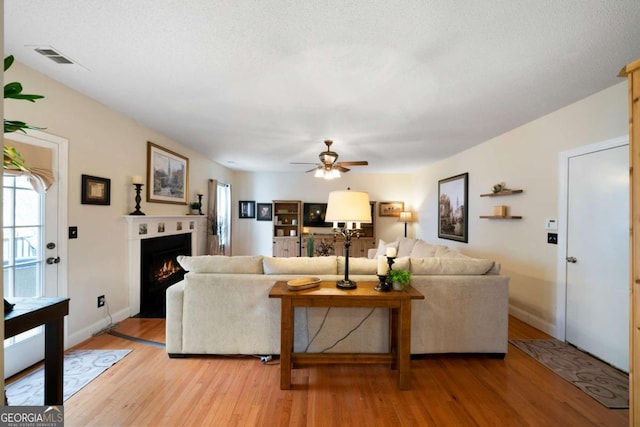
[97,295,105,308]
[547,233,558,245]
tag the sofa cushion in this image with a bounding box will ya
[263,256,337,275]
[410,257,495,275]
[397,238,417,258]
[177,255,264,274]
[374,239,399,257]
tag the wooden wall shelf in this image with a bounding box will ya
[479,215,523,219]
[480,189,523,197]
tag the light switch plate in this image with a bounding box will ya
[545,218,557,230]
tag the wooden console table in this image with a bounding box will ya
[269,281,424,390]
[4,297,70,405]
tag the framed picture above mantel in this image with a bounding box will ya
[147,141,189,205]
[438,172,468,243]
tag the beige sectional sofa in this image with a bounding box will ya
[166,238,509,358]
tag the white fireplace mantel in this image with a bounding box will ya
[124,215,207,316]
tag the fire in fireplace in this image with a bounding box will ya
[140,233,191,317]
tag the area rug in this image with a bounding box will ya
[510,339,628,408]
[5,349,131,406]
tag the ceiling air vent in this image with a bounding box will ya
[34,47,75,64]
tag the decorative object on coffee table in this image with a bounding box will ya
[389,269,411,291]
[325,189,372,289]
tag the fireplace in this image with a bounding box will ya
[140,233,192,317]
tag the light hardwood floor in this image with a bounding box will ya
[9,316,628,426]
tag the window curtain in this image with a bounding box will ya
[206,179,220,255]
[207,179,231,255]
[4,139,55,193]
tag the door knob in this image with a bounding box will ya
[566,256,577,263]
[46,257,61,264]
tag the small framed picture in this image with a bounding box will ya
[257,203,272,221]
[379,201,404,217]
[239,200,255,218]
[81,174,111,205]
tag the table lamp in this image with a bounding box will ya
[325,189,372,289]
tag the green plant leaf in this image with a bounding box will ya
[4,55,14,72]
[4,82,23,98]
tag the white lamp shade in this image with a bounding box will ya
[325,190,372,223]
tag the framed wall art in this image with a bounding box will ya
[256,203,272,221]
[239,200,256,218]
[438,172,468,243]
[81,174,111,205]
[147,141,189,205]
[379,201,404,217]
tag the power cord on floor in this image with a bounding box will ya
[92,300,120,336]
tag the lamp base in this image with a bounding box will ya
[336,280,357,290]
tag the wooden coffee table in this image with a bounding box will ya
[269,280,424,390]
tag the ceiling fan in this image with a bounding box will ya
[291,140,368,179]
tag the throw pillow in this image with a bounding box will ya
[374,239,399,257]
[396,238,417,258]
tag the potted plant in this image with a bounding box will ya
[4,55,45,171]
[388,269,412,291]
[189,202,201,214]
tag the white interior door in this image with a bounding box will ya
[565,143,629,371]
[3,131,67,378]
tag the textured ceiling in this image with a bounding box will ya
[4,1,640,173]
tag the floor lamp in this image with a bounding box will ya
[398,211,414,238]
[325,189,372,290]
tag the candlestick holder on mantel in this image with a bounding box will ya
[129,183,145,216]
[197,193,204,215]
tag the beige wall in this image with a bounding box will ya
[4,59,628,347]
[412,82,628,334]
[4,61,233,346]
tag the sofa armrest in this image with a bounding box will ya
[166,281,185,354]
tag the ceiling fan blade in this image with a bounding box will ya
[337,161,368,167]
[290,162,318,165]
[306,166,320,173]
[336,165,350,172]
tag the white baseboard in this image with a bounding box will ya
[509,304,560,339]
[66,307,131,349]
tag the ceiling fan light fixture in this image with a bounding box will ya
[330,169,341,179]
[314,168,324,178]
